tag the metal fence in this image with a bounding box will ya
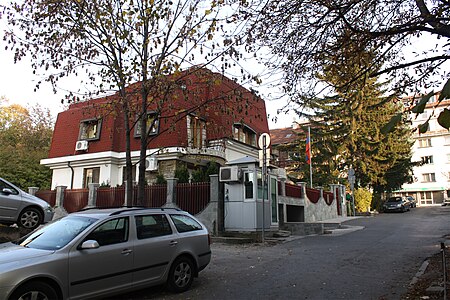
[36,182,209,216]
[176,182,210,215]
[284,183,303,198]
[306,188,320,203]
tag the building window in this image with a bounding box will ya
[422,173,436,182]
[135,112,159,137]
[83,167,100,188]
[421,156,433,164]
[418,138,432,148]
[187,115,206,149]
[79,119,102,140]
[233,123,256,147]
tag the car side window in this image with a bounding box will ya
[135,214,172,239]
[0,179,19,195]
[85,217,129,246]
[170,214,202,233]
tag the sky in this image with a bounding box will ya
[1,12,446,131]
[0,16,296,130]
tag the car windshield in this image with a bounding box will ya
[387,197,402,202]
[15,216,98,250]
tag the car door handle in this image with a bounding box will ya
[169,241,178,246]
[121,249,133,255]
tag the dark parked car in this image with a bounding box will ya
[0,207,211,300]
[0,178,54,229]
[406,196,417,208]
[383,196,411,213]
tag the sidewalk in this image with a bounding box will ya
[320,215,364,224]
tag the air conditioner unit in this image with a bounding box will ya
[219,166,242,183]
[145,157,158,171]
[75,140,88,151]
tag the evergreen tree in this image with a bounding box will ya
[294,35,414,192]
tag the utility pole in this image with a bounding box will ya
[258,133,270,243]
[348,167,356,216]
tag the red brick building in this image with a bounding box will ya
[41,67,269,189]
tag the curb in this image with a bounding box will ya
[410,259,429,286]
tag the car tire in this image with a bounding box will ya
[167,257,195,293]
[18,207,42,230]
[9,281,58,300]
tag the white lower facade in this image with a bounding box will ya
[41,139,260,190]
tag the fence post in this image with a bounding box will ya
[164,178,178,208]
[55,186,67,208]
[317,186,324,201]
[442,242,447,300]
[123,181,129,206]
[280,180,286,197]
[86,183,100,208]
[210,174,222,234]
[53,185,68,220]
[298,182,307,199]
[28,187,39,196]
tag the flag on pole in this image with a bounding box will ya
[305,130,311,165]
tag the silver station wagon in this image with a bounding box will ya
[0,207,211,300]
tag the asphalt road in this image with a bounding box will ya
[119,206,450,300]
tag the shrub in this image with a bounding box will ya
[174,164,190,183]
[155,174,166,184]
[354,188,372,213]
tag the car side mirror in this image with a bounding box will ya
[80,240,100,250]
[1,188,14,195]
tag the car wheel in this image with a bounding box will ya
[18,207,42,230]
[167,257,194,293]
[9,281,58,300]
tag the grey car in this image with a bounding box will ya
[383,196,411,212]
[0,178,54,229]
[0,207,212,300]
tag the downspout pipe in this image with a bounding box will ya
[68,161,74,189]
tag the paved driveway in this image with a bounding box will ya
[119,206,450,300]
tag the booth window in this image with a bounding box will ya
[244,172,254,199]
[257,172,268,200]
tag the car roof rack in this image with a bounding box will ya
[76,206,182,215]
[109,206,182,216]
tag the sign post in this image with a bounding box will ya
[258,133,270,243]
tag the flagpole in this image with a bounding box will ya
[308,126,313,188]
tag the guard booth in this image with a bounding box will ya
[219,156,279,233]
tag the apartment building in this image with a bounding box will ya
[398,96,450,205]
